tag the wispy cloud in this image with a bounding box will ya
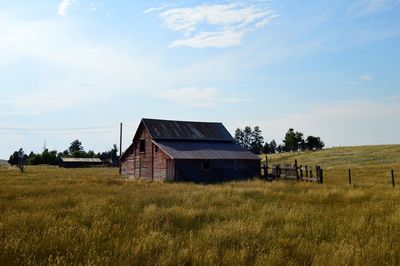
[169,30,245,48]
[348,74,374,84]
[143,4,168,14]
[153,2,277,48]
[357,74,373,81]
[347,0,400,17]
[153,87,248,108]
[57,0,76,16]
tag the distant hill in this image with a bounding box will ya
[265,144,400,168]
[0,159,9,166]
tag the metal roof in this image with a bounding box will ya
[60,158,102,163]
[154,140,260,160]
[142,118,234,141]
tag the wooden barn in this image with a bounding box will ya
[59,158,103,168]
[120,118,260,182]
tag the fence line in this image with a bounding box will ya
[261,158,323,184]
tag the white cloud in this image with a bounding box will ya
[348,0,400,17]
[169,30,245,48]
[153,87,248,108]
[57,0,76,16]
[155,2,277,48]
[143,4,168,14]
[357,74,373,81]
[348,74,374,84]
[0,14,163,114]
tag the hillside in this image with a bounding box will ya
[0,159,8,166]
[263,145,400,187]
[265,144,400,168]
[0,145,400,264]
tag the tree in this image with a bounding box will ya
[283,128,304,152]
[305,136,325,150]
[234,128,244,146]
[8,151,19,166]
[42,149,51,164]
[87,150,96,158]
[269,140,277,153]
[98,144,119,167]
[250,126,264,154]
[276,144,284,153]
[69,140,83,154]
[262,142,271,154]
[243,126,253,150]
[110,144,119,166]
[17,148,27,172]
[71,150,87,158]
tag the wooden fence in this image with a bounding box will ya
[262,158,323,184]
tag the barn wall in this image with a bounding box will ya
[174,159,260,183]
[121,156,135,176]
[121,124,170,180]
[121,123,151,178]
[152,145,170,180]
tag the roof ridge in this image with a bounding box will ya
[142,118,222,124]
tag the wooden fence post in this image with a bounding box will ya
[305,165,308,177]
[294,159,299,180]
[319,168,324,184]
[391,169,395,187]
[348,169,352,186]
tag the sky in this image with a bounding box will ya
[0,0,400,158]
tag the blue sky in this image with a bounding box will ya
[0,0,400,158]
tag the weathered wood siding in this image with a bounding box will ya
[121,124,170,180]
[152,145,170,180]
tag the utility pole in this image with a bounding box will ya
[119,122,122,175]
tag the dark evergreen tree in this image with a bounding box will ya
[8,151,19,166]
[262,142,271,154]
[283,128,304,151]
[110,144,119,166]
[17,148,27,172]
[234,128,244,146]
[305,136,325,150]
[250,126,264,154]
[68,140,83,154]
[269,140,277,153]
[243,126,253,150]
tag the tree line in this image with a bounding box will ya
[8,140,119,167]
[234,127,324,154]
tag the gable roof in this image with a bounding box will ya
[154,140,260,160]
[121,118,259,161]
[141,118,234,142]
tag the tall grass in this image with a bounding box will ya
[1,145,400,265]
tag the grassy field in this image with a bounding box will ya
[266,144,400,187]
[1,145,400,265]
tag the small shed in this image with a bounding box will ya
[59,158,103,168]
[120,118,260,182]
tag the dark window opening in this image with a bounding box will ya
[155,146,159,152]
[139,139,146,153]
[202,161,211,171]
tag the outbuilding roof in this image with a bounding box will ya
[141,118,234,141]
[60,158,102,163]
[154,140,260,160]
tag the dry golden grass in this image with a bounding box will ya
[1,145,400,265]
